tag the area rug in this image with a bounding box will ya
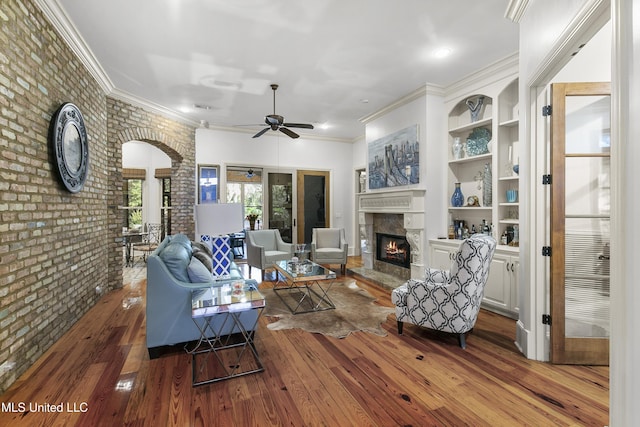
[262,280,394,338]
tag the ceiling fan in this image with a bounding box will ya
[251,84,314,139]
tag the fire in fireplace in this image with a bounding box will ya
[376,233,410,269]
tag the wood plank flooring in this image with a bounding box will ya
[0,258,609,426]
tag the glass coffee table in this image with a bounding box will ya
[272,259,336,314]
[188,281,265,386]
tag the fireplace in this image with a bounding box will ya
[376,233,410,269]
[358,189,425,280]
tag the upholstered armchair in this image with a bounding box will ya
[310,228,348,274]
[391,234,496,349]
[246,229,294,281]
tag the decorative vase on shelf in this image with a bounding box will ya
[451,183,464,207]
[452,137,464,160]
[513,164,519,175]
[482,163,492,207]
[466,95,485,122]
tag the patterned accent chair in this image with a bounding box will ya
[391,234,497,349]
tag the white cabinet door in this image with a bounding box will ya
[430,244,455,271]
[430,240,519,318]
[508,256,519,313]
[483,252,511,312]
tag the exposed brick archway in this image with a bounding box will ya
[106,97,197,289]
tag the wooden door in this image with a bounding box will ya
[549,82,610,365]
[296,170,330,244]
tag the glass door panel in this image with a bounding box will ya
[550,82,610,365]
[268,172,293,243]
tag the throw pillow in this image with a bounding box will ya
[171,233,193,254]
[187,256,213,284]
[192,240,213,258]
[158,242,191,282]
[192,249,213,273]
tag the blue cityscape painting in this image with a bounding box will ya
[368,124,419,190]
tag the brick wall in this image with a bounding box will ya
[106,97,196,289]
[0,0,196,393]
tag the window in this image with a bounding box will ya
[226,167,263,229]
[123,178,143,230]
[161,177,171,238]
[123,168,146,230]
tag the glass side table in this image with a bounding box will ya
[188,280,265,386]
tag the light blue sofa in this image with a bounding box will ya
[146,234,259,358]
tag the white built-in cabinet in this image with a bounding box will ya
[429,239,519,318]
[430,73,520,318]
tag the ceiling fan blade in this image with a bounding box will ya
[283,123,314,129]
[279,127,300,139]
[252,127,270,138]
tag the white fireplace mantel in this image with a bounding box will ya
[358,189,426,214]
[358,189,426,279]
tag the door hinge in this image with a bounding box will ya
[542,105,552,116]
[542,174,552,185]
[542,246,552,256]
[542,314,552,325]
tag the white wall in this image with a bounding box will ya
[122,141,171,225]
[516,0,610,362]
[195,128,356,247]
[358,87,446,263]
[611,0,640,423]
[424,89,447,248]
[518,0,640,423]
[520,0,609,82]
[551,21,611,83]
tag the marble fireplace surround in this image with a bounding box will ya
[358,190,425,280]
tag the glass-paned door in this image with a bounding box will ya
[268,172,293,243]
[550,82,610,365]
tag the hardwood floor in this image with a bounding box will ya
[0,257,609,426]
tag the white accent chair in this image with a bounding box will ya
[310,228,348,275]
[246,229,294,281]
[391,234,496,349]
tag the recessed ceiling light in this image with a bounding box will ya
[177,105,191,113]
[360,99,369,104]
[433,47,452,59]
[317,123,330,130]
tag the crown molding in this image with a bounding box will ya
[35,0,113,94]
[444,52,519,102]
[505,0,530,23]
[109,88,200,127]
[359,85,442,124]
